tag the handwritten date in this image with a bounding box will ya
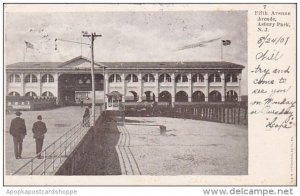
[257,34,290,48]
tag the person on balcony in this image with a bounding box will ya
[9,111,27,159]
[32,115,47,159]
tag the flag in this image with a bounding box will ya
[25,41,34,49]
[222,40,231,46]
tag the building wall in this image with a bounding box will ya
[6,69,242,103]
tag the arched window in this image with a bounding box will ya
[8,91,20,96]
[125,74,138,83]
[25,91,37,97]
[109,74,122,83]
[42,74,54,83]
[208,74,221,83]
[142,74,155,83]
[225,73,238,83]
[159,73,171,83]
[175,74,188,83]
[192,91,205,102]
[24,74,38,83]
[192,74,204,83]
[158,91,172,103]
[143,91,155,102]
[42,91,54,97]
[175,91,188,102]
[208,91,222,102]
[225,90,238,102]
[9,74,21,83]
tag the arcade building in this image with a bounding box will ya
[6,56,245,105]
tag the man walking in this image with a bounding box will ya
[32,115,47,159]
[9,111,27,159]
[83,107,90,127]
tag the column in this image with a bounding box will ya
[188,73,192,102]
[155,73,159,102]
[21,73,25,96]
[204,73,209,101]
[171,73,175,105]
[38,73,42,96]
[138,73,143,102]
[221,72,225,101]
[238,73,242,101]
[104,73,109,103]
[55,73,60,105]
[122,73,126,102]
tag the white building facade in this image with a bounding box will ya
[6,56,245,105]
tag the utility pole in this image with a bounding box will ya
[83,32,102,127]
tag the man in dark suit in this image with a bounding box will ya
[9,111,27,159]
[83,106,90,127]
[32,115,47,159]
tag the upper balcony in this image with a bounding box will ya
[126,81,140,87]
[176,82,189,87]
[226,82,239,87]
[8,82,22,88]
[143,82,156,87]
[209,82,222,87]
[192,82,206,87]
[159,82,172,87]
[109,82,123,88]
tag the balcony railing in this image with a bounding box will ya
[209,82,222,87]
[226,82,239,86]
[193,82,206,87]
[176,82,189,87]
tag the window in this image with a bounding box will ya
[143,74,155,83]
[32,75,37,83]
[24,75,31,83]
[159,73,171,83]
[109,74,122,83]
[192,74,204,83]
[208,74,221,83]
[8,91,20,96]
[225,74,238,83]
[9,74,21,83]
[125,74,138,83]
[42,74,54,83]
[175,74,188,83]
[25,91,37,97]
[24,74,38,83]
[42,91,54,97]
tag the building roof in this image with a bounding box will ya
[6,56,245,70]
[102,61,245,69]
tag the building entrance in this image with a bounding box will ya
[58,74,104,105]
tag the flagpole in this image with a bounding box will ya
[221,41,223,61]
[23,45,27,62]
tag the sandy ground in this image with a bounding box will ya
[5,106,101,175]
[119,117,248,175]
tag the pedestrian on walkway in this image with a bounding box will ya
[80,99,84,108]
[83,107,90,127]
[9,111,27,159]
[32,115,47,159]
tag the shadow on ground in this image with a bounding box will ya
[78,115,122,175]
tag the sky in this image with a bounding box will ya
[5,10,248,94]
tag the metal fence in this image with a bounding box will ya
[12,109,101,175]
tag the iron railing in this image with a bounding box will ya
[12,109,101,175]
